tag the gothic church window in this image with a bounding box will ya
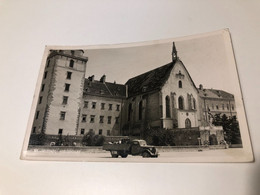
[178,96,184,110]
[128,103,132,121]
[193,98,196,110]
[165,96,171,118]
[139,101,143,120]
[178,80,182,88]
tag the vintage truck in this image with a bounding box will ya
[102,139,158,158]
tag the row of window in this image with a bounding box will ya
[84,101,120,111]
[41,73,72,93]
[46,59,74,68]
[56,128,111,136]
[208,104,234,111]
[79,129,110,136]
[43,70,72,81]
[81,114,119,124]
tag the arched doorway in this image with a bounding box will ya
[185,118,191,128]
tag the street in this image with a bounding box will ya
[23,148,252,163]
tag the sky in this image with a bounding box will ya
[83,31,240,95]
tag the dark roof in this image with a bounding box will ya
[198,88,234,99]
[83,79,126,98]
[125,62,174,97]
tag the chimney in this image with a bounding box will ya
[172,42,178,63]
[88,75,95,81]
[199,84,203,90]
[100,74,106,83]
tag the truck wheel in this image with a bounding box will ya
[110,151,119,158]
[120,153,128,158]
[142,151,151,158]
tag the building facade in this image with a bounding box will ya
[198,84,236,127]
[30,43,237,145]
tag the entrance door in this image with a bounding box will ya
[185,118,191,128]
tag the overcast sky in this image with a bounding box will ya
[83,31,240,95]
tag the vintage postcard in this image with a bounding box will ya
[21,29,253,162]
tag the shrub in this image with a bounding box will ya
[82,130,105,146]
[29,132,46,145]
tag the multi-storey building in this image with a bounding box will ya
[198,84,236,127]
[31,50,88,136]
[77,75,126,136]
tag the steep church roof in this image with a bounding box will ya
[125,62,174,97]
[125,59,199,97]
[83,79,126,98]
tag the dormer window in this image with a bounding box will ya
[142,86,147,92]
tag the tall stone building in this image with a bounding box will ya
[31,50,88,136]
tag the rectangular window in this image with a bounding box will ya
[92,102,96,109]
[90,115,95,123]
[116,117,119,124]
[227,104,229,110]
[60,111,66,120]
[84,101,88,108]
[44,71,48,79]
[65,83,70,92]
[116,104,120,111]
[39,96,43,104]
[32,127,36,133]
[107,130,111,136]
[47,60,50,67]
[67,71,72,79]
[222,104,225,110]
[107,116,112,124]
[109,104,112,110]
[101,103,105,110]
[99,129,103,135]
[99,116,104,123]
[36,111,39,119]
[82,114,87,122]
[58,129,63,135]
[62,96,68,104]
[232,105,234,110]
[80,129,85,135]
[41,84,45,92]
[216,105,219,110]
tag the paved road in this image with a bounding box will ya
[23,148,252,163]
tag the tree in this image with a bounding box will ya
[212,114,242,145]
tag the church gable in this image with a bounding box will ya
[161,60,198,97]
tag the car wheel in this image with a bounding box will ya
[142,151,150,158]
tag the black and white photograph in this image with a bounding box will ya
[21,30,253,162]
